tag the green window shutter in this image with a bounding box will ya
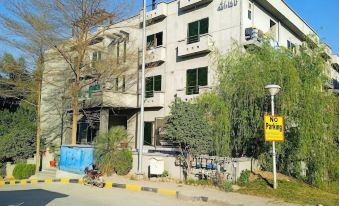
[154,75,162,91]
[114,78,119,92]
[122,76,126,92]
[199,18,209,35]
[198,67,208,86]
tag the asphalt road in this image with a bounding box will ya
[0,184,217,206]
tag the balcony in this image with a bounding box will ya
[244,27,264,48]
[176,86,212,102]
[144,91,165,108]
[178,34,212,57]
[146,46,166,65]
[331,55,339,72]
[179,0,213,11]
[78,88,138,109]
[321,45,332,60]
[140,2,167,24]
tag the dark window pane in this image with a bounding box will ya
[147,35,155,48]
[114,78,119,92]
[146,77,153,92]
[248,10,252,20]
[198,67,208,86]
[188,21,199,44]
[154,75,162,91]
[186,69,197,95]
[156,32,163,46]
[199,18,209,35]
[144,122,153,145]
[92,52,97,61]
[123,41,127,62]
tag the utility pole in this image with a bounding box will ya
[137,0,147,176]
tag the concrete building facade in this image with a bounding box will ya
[40,0,339,164]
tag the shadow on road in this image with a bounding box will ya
[0,189,68,206]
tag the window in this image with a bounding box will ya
[112,76,126,92]
[145,75,162,98]
[147,32,163,49]
[188,18,209,44]
[186,67,208,95]
[92,51,101,68]
[248,3,252,20]
[287,40,296,52]
[144,122,153,146]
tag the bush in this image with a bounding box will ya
[13,163,36,179]
[221,180,233,192]
[113,149,132,176]
[94,127,128,175]
[238,170,251,187]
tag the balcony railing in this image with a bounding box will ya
[178,34,212,57]
[144,91,165,108]
[179,0,213,11]
[145,46,166,65]
[140,2,167,24]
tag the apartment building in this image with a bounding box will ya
[40,0,339,156]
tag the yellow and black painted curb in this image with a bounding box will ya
[0,178,208,202]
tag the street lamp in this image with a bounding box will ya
[265,84,281,189]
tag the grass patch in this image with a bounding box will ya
[238,178,339,206]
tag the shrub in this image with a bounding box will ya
[13,163,36,179]
[221,180,233,192]
[94,127,128,175]
[161,170,169,177]
[113,149,133,176]
[238,169,251,187]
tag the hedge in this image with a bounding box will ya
[12,163,36,179]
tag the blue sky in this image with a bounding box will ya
[0,0,338,57]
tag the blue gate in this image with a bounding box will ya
[59,145,94,174]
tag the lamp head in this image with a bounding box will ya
[265,84,281,96]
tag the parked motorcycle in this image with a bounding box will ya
[83,164,104,188]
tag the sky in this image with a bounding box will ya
[0,0,338,58]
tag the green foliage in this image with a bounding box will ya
[196,92,231,156]
[12,163,36,179]
[112,149,133,176]
[0,106,36,163]
[94,127,128,175]
[238,170,251,186]
[216,40,338,186]
[166,98,213,157]
[221,180,233,192]
[161,170,169,177]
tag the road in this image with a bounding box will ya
[0,184,220,206]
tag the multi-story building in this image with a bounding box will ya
[40,0,339,165]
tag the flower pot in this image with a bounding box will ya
[49,160,57,167]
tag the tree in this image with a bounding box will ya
[0,105,36,163]
[166,98,213,179]
[196,92,231,156]
[216,39,338,186]
[94,127,128,175]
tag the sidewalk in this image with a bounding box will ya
[103,175,299,206]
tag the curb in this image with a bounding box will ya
[0,178,208,202]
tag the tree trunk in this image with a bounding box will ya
[35,79,42,174]
[71,97,79,145]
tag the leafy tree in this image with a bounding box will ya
[166,98,213,178]
[196,92,231,156]
[94,127,128,175]
[0,106,36,163]
[216,39,338,186]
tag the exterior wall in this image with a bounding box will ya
[40,0,338,154]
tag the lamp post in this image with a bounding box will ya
[137,0,147,176]
[265,84,281,189]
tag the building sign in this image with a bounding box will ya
[218,0,238,11]
[264,115,285,141]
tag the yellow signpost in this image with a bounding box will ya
[264,115,284,142]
